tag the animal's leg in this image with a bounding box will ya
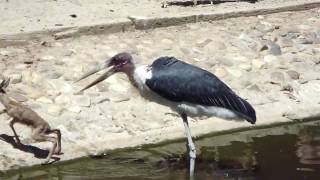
[9,118,22,145]
[47,129,62,154]
[181,113,196,178]
[32,127,58,164]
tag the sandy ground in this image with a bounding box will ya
[0,0,320,35]
[0,0,320,173]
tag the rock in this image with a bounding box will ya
[285,31,300,39]
[39,55,55,61]
[55,94,71,105]
[72,96,91,107]
[281,84,294,92]
[238,33,257,49]
[6,73,22,84]
[95,83,109,92]
[215,41,227,50]
[247,84,262,92]
[270,72,285,84]
[66,105,82,113]
[255,22,274,33]
[252,59,266,69]
[180,48,190,55]
[264,55,279,63]
[161,38,174,44]
[296,37,313,44]
[214,67,228,78]
[239,63,252,71]
[7,92,28,102]
[278,37,293,47]
[43,70,62,79]
[196,38,212,48]
[216,57,234,67]
[37,97,54,104]
[286,70,300,80]
[47,80,73,93]
[267,41,282,55]
[47,105,63,117]
[16,85,45,99]
[53,29,79,40]
[226,68,243,78]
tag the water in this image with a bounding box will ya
[1,120,320,180]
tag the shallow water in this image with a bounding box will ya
[2,121,320,180]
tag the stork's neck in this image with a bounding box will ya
[126,65,138,88]
[129,65,152,92]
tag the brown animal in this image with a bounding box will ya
[0,79,61,164]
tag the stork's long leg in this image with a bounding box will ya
[181,113,196,178]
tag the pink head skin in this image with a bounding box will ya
[75,52,135,92]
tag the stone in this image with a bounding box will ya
[216,57,234,67]
[255,22,274,33]
[47,105,63,117]
[43,70,62,79]
[196,38,213,48]
[247,84,262,92]
[252,59,266,69]
[214,67,228,78]
[264,55,279,63]
[239,64,252,71]
[238,33,257,49]
[39,55,55,61]
[53,29,79,40]
[37,97,54,104]
[66,105,82,113]
[72,96,91,107]
[270,72,285,84]
[286,70,300,80]
[47,80,73,93]
[55,94,71,105]
[226,68,243,78]
[6,73,22,84]
[267,41,282,55]
[7,92,28,102]
[278,37,293,48]
[161,38,174,44]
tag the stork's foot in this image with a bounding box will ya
[41,159,50,165]
[188,145,196,177]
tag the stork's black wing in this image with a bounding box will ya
[146,57,256,124]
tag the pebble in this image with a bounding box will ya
[286,70,300,80]
[6,73,22,84]
[270,71,285,84]
[47,105,63,117]
[252,59,266,69]
[214,67,228,78]
[278,37,293,47]
[267,41,282,55]
[37,97,54,104]
[72,96,91,107]
[226,68,243,78]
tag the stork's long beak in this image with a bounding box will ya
[75,60,116,93]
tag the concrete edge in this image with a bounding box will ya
[1,105,320,174]
[0,2,320,48]
[129,2,320,29]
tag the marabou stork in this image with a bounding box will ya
[76,52,256,177]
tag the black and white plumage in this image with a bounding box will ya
[145,57,256,124]
[75,52,256,178]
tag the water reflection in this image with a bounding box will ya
[296,126,320,166]
[1,121,320,180]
